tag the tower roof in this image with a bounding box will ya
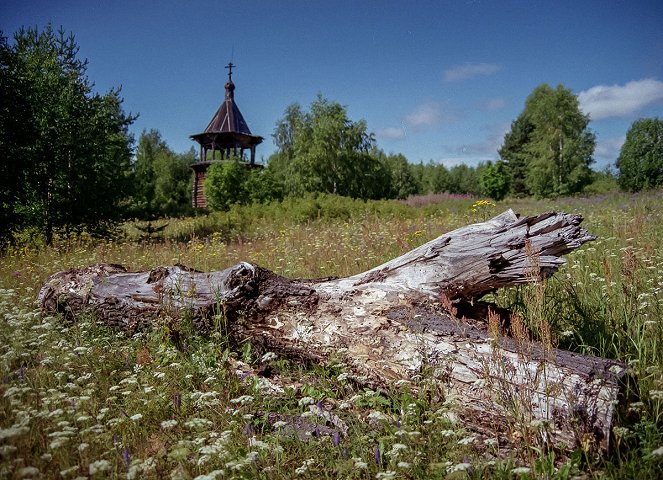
[190,63,263,148]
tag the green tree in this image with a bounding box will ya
[0,25,134,244]
[617,118,663,192]
[270,95,388,199]
[498,113,534,197]
[203,158,251,211]
[480,160,511,200]
[447,164,481,195]
[132,129,193,218]
[516,84,595,198]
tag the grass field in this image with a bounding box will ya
[1,191,663,479]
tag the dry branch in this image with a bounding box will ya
[38,210,629,456]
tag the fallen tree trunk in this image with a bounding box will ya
[38,210,629,456]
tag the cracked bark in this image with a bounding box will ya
[38,210,629,455]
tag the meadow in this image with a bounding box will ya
[1,191,662,479]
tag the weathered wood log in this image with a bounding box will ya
[38,210,629,456]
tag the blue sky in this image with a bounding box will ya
[2,0,663,170]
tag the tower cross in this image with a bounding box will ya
[225,62,235,81]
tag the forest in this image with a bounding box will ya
[1,24,663,480]
[3,27,662,247]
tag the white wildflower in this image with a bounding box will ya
[298,396,315,407]
[248,437,269,450]
[457,435,476,445]
[161,419,178,429]
[59,465,79,477]
[230,395,254,405]
[17,467,40,477]
[512,466,531,475]
[260,352,277,363]
[367,411,390,422]
[295,458,315,475]
[376,471,396,479]
[449,463,471,473]
[353,458,368,469]
[89,459,111,475]
[387,443,407,457]
[650,446,663,456]
[193,470,225,480]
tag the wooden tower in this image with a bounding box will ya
[190,63,263,208]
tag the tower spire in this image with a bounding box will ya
[225,62,235,82]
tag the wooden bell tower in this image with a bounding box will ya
[190,63,263,208]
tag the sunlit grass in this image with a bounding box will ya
[1,191,663,478]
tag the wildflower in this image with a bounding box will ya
[297,396,315,407]
[397,461,411,468]
[130,413,143,421]
[230,395,254,405]
[353,458,368,469]
[388,443,407,457]
[0,426,28,441]
[89,459,111,475]
[248,437,269,450]
[457,435,476,445]
[449,463,472,473]
[651,446,663,456]
[193,470,225,480]
[260,352,277,363]
[60,465,79,477]
[122,449,131,467]
[185,418,214,430]
[17,467,40,478]
[511,466,531,475]
[374,445,381,465]
[295,458,315,475]
[367,411,391,422]
[337,372,349,382]
[649,390,663,401]
[376,471,396,479]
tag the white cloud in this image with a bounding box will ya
[482,98,506,111]
[376,127,406,140]
[435,156,491,168]
[578,79,663,120]
[405,102,442,128]
[595,136,625,160]
[444,63,501,82]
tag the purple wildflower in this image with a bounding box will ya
[122,449,130,467]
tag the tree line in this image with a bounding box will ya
[2,25,662,245]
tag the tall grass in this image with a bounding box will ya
[1,191,662,478]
